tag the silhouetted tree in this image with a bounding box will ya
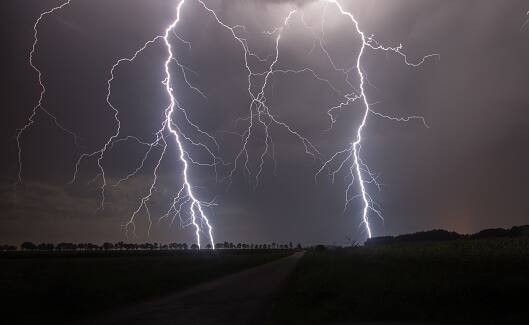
[472,228,509,239]
[206,243,212,249]
[510,225,529,237]
[37,243,54,251]
[190,244,199,250]
[315,244,326,251]
[21,242,37,250]
[296,243,302,249]
[0,245,17,251]
[56,242,76,250]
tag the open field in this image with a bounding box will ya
[270,238,529,324]
[0,249,291,323]
[3,238,529,324]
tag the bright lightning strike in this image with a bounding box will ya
[23,0,317,248]
[19,0,439,245]
[162,0,215,249]
[69,0,220,248]
[315,0,439,238]
[196,2,322,189]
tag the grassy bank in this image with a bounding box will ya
[270,239,529,323]
[1,249,291,322]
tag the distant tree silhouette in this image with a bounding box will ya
[366,229,462,246]
[21,242,37,250]
[190,244,199,250]
[206,243,212,249]
[0,244,17,251]
[77,243,100,250]
[472,228,510,239]
[510,225,529,237]
[37,243,54,251]
[315,244,326,251]
[296,243,302,249]
[56,242,76,250]
[101,242,114,250]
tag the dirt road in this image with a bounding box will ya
[90,251,304,325]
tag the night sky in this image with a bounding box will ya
[1,0,529,245]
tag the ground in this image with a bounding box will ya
[93,252,304,324]
[0,249,291,323]
[3,238,529,324]
[270,239,529,324]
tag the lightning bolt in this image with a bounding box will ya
[68,0,220,248]
[314,0,439,238]
[44,0,314,248]
[196,2,322,189]
[19,0,439,245]
[16,0,82,186]
[161,0,215,248]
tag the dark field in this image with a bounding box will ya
[4,239,529,324]
[0,249,290,323]
[270,238,529,324]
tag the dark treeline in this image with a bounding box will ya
[366,225,529,246]
[0,244,18,251]
[1,241,301,251]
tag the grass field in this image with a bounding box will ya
[270,238,529,324]
[0,249,290,322]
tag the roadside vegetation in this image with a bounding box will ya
[270,238,529,323]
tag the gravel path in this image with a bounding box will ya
[88,251,304,325]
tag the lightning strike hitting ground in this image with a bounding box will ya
[23,0,320,248]
[68,0,221,248]
[16,0,81,186]
[314,0,438,238]
[19,0,439,244]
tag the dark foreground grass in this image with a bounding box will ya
[270,239,529,324]
[0,249,290,323]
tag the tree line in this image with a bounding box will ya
[0,241,302,251]
[365,225,529,246]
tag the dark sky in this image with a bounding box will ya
[1,0,529,245]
